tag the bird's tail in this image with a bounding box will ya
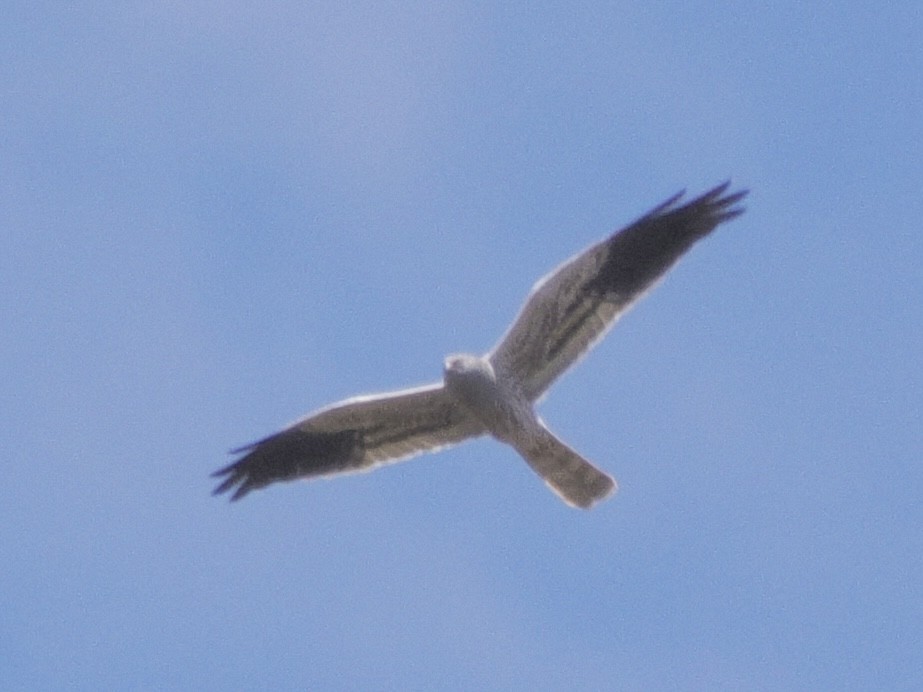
[514,425,616,509]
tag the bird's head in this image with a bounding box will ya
[443,353,495,388]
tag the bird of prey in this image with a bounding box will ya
[213,182,747,508]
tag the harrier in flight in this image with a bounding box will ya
[213,182,746,508]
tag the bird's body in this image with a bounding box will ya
[213,182,747,508]
[443,354,526,444]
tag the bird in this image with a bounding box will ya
[213,182,747,508]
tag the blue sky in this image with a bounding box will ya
[3,3,921,689]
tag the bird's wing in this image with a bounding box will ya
[212,383,485,500]
[489,182,747,400]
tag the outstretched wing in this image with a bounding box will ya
[212,383,485,500]
[489,182,747,401]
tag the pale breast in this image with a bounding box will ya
[443,354,538,444]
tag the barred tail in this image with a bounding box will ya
[514,425,616,509]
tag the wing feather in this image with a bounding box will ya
[489,182,747,400]
[212,383,485,500]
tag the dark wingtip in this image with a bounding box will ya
[586,181,748,298]
[677,180,748,228]
[209,433,284,501]
[636,180,748,227]
[713,179,748,204]
[709,179,748,205]
[211,427,363,502]
[210,458,251,500]
[647,188,686,216]
[685,179,747,209]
